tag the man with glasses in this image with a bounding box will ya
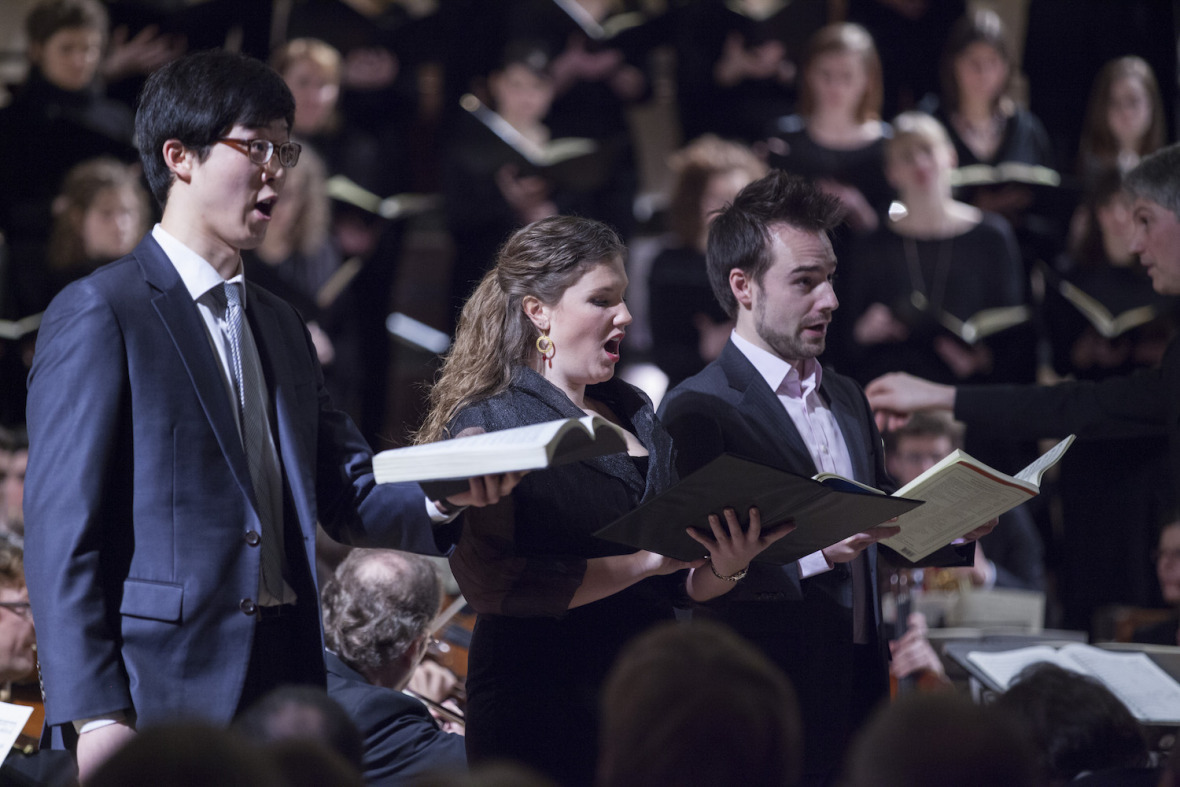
[23,51,518,781]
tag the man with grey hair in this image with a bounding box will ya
[867,142,1180,512]
[321,549,465,785]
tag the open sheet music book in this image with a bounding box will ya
[935,304,1032,345]
[373,416,627,499]
[966,643,1180,724]
[595,454,923,565]
[881,436,1075,562]
[459,94,609,191]
[1054,278,1162,339]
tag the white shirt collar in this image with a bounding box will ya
[152,224,246,306]
[729,329,823,398]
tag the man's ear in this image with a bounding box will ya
[161,139,194,184]
[521,294,549,333]
[729,268,755,311]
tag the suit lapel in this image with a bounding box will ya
[719,342,816,475]
[139,238,255,504]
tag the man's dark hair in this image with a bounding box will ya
[25,0,107,47]
[705,171,845,318]
[321,549,441,679]
[233,685,365,773]
[135,50,295,205]
[995,662,1149,783]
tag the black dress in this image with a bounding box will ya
[842,212,1036,472]
[841,212,1034,387]
[766,114,895,222]
[647,245,729,388]
[447,367,680,787]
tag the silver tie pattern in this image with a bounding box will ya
[223,282,285,601]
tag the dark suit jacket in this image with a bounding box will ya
[659,340,891,777]
[325,652,466,785]
[659,339,968,779]
[24,234,439,732]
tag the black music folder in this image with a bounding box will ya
[595,454,923,565]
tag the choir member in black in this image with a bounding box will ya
[935,9,1054,173]
[932,9,1059,254]
[842,112,1034,472]
[766,23,894,240]
[647,135,766,388]
[0,0,137,263]
[414,216,789,787]
[1040,170,1178,630]
[443,42,562,326]
[843,113,1032,386]
[19,158,150,317]
[1076,56,1166,186]
[271,38,400,199]
[671,0,830,144]
[1,157,150,425]
[504,0,648,239]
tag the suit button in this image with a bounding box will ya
[240,599,257,616]
[245,530,261,547]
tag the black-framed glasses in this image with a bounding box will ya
[217,138,302,168]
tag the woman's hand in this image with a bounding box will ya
[688,506,793,577]
[684,507,793,601]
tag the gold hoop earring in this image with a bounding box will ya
[535,334,555,369]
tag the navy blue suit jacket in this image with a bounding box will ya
[24,234,438,731]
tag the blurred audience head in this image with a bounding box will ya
[271,38,343,137]
[996,662,1149,785]
[705,170,843,319]
[25,0,107,92]
[87,721,284,787]
[882,411,963,485]
[233,684,365,774]
[667,135,767,252]
[48,157,151,272]
[597,619,802,787]
[940,8,1014,114]
[842,691,1039,787]
[321,548,442,691]
[135,51,294,206]
[799,22,883,123]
